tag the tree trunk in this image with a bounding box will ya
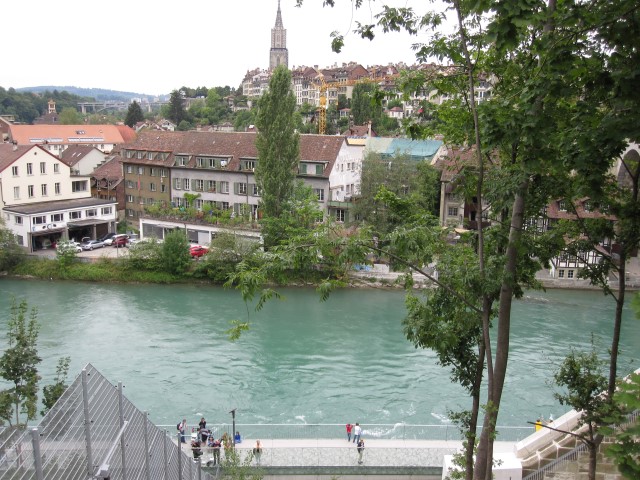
[466,343,486,480]
[474,179,528,480]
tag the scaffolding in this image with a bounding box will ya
[0,364,214,480]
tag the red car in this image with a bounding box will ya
[190,245,209,258]
[112,235,129,248]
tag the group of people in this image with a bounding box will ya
[177,417,262,466]
[346,423,365,464]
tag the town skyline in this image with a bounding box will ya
[3,0,450,96]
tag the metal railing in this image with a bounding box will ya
[160,423,532,443]
[0,364,213,480]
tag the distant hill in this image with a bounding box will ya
[16,86,165,102]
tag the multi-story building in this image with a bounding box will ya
[7,124,137,156]
[119,131,355,243]
[0,144,117,250]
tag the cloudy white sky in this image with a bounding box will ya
[4,0,451,96]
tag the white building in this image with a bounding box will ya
[0,144,117,251]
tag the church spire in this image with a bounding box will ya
[270,0,288,70]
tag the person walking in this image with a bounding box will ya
[353,423,362,443]
[211,438,221,465]
[346,423,353,442]
[177,418,187,443]
[199,417,208,444]
[253,440,263,465]
[356,439,365,464]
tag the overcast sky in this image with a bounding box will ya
[3,0,451,96]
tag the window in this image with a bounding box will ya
[243,160,256,171]
[101,207,112,215]
[51,213,63,222]
[558,269,565,278]
[207,180,216,193]
[314,188,325,201]
[252,184,260,196]
[336,209,346,222]
[15,216,23,225]
[137,151,143,159]
[567,270,575,279]
[13,187,19,199]
[237,183,247,195]
[126,180,135,189]
[69,211,82,219]
[195,179,204,191]
[16,235,23,246]
[346,184,351,195]
[161,185,167,193]
[27,163,33,175]
[300,164,307,174]
[183,178,190,190]
[150,168,157,177]
[11,166,18,176]
[175,156,187,166]
[86,209,97,217]
[195,199,204,209]
[448,207,459,217]
[137,166,144,175]
[316,164,323,175]
[196,157,206,168]
[220,181,229,194]
[41,184,48,196]
[40,162,46,174]
[72,181,88,192]
[221,201,229,210]
[126,209,135,217]
[147,152,153,160]
[32,216,46,225]
[173,178,182,190]
[160,168,167,177]
[126,165,133,174]
[558,200,567,212]
[54,163,59,173]
[55,183,61,195]
[150,183,156,192]
[126,195,134,203]
[28,185,34,198]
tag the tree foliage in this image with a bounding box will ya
[160,229,191,275]
[254,65,300,247]
[0,299,41,426]
[167,89,187,125]
[125,100,145,127]
[41,356,71,416]
[58,107,83,124]
[0,217,22,272]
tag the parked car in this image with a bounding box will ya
[56,241,82,253]
[189,245,209,258]
[99,232,117,245]
[126,234,141,247]
[81,239,105,251]
[112,234,129,248]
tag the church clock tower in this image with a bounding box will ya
[269,0,289,70]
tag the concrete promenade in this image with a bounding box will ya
[181,438,518,470]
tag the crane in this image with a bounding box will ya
[314,76,376,135]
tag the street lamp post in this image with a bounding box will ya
[229,409,236,447]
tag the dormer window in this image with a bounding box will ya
[242,160,256,171]
[558,200,567,212]
[174,155,188,166]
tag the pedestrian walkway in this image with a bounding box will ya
[179,437,517,469]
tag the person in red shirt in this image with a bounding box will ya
[346,423,353,442]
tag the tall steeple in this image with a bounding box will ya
[269,0,289,70]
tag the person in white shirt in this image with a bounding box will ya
[353,423,362,443]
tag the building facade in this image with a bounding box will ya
[270,0,288,70]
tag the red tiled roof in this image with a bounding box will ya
[59,145,99,167]
[9,124,133,145]
[92,156,123,180]
[120,131,345,179]
[0,144,55,172]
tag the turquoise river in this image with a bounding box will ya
[0,278,638,431]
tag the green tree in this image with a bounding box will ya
[234,109,254,132]
[254,65,300,247]
[58,107,83,124]
[0,299,41,426]
[167,89,187,125]
[603,372,640,479]
[0,217,21,272]
[41,356,71,416]
[553,342,612,480]
[124,100,145,127]
[160,229,191,275]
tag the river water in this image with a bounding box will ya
[0,278,638,431]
